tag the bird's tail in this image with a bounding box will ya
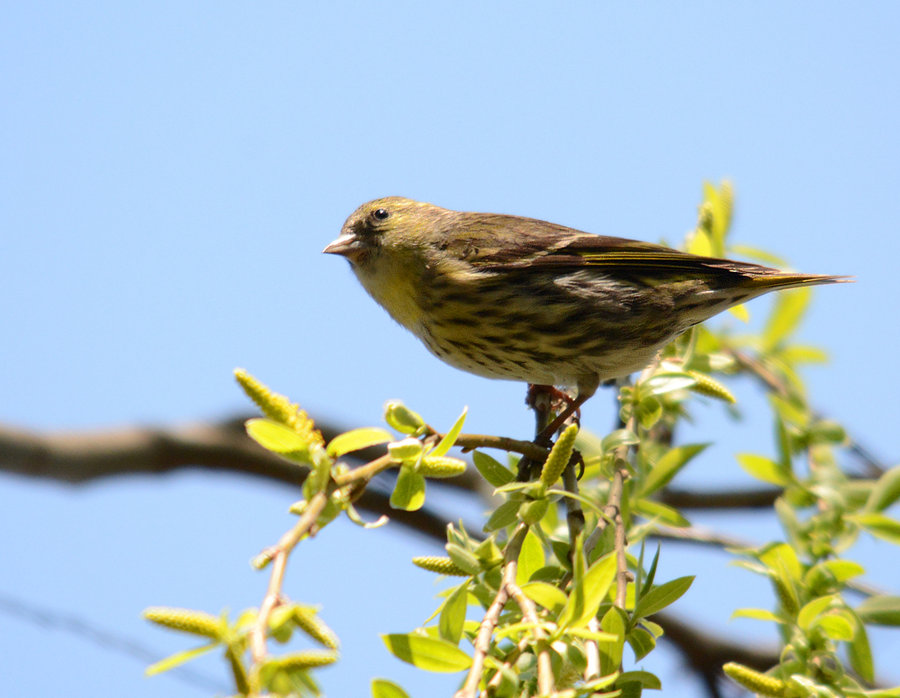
[744,272,853,292]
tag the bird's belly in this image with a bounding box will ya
[407,268,683,387]
[414,314,671,387]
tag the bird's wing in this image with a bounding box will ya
[457,213,778,280]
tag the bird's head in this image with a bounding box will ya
[323,197,450,269]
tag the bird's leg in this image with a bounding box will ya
[525,384,573,432]
[534,375,602,446]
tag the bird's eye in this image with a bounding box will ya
[372,208,390,221]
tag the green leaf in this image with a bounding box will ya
[815,612,855,641]
[732,608,784,624]
[516,529,545,586]
[439,581,469,645]
[642,372,696,397]
[847,612,875,683]
[851,512,900,544]
[769,394,810,429]
[383,401,425,435]
[558,553,617,630]
[601,429,639,452]
[798,595,837,630]
[818,559,865,583]
[779,345,829,365]
[828,556,869,583]
[390,467,426,511]
[634,576,694,619]
[494,621,553,643]
[372,678,411,698]
[728,303,750,322]
[856,595,900,626]
[145,642,219,676]
[517,498,549,526]
[557,535,587,629]
[775,498,802,550]
[775,416,793,471]
[430,407,468,458]
[326,427,393,457]
[472,451,515,487]
[640,544,660,596]
[483,499,520,532]
[763,286,811,351]
[445,543,482,576]
[626,626,656,661]
[245,418,314,462]
[759,543,803,582]
[865,465,900,512]
[381,633,472,672]
[598,607,626,676]
[688,225,714,257]
[636,395,662,429]
[618,670,662,689]
[737,453,793,487]
[562,627,618,644]
[641,444,708,496]
[706,180,732,246]
[521,582,568,613]
[631,498,691,527]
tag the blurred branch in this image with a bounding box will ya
[660,487,778,509]
[0,417,489,492]
[0,415,884,518]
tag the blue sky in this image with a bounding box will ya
[2,2,898,696]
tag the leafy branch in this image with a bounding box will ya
[139,182,899,698]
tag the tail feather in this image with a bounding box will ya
[744,273,853,292]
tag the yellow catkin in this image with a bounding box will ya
[540,424,579,488]
[268,650,338,670]
[419,456,467,478]
[411,556,469,576]
[234,369,323,446]
[143,607,222,640]
[687,370,736,403]
[723,663,786,697]
[293,607,339,650]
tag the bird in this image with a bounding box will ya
[324,197,847,442]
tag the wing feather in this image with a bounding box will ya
[440,211,847,288]
[451,213,778,281]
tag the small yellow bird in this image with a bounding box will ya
[325,197,846,439]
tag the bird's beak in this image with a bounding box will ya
[323,233,359,259]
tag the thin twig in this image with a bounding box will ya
[248,489,330,686]
[455,523,530,698]
[604,410,637,610]
[609,462,629,609]
[332,454,395,485]
[454,433,550,462]
[563,460,585,551]
[507,579,553,696]
[584,616,603,681]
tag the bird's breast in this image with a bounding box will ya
[354,257,430,332]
